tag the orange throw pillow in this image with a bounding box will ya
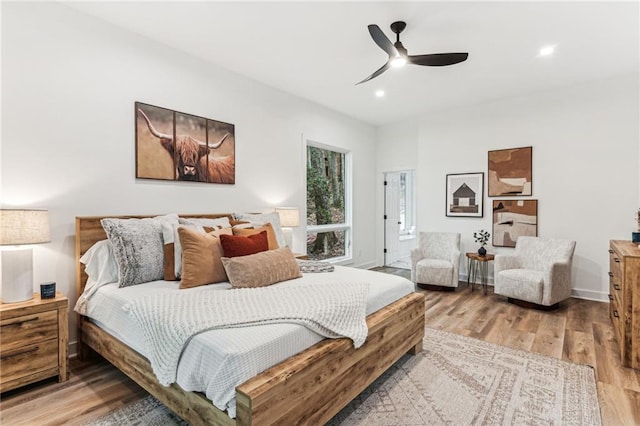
[232,223,279,250]
[178,226,232,289]
[220,231,269,257]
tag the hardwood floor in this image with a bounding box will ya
[1,268,639,425]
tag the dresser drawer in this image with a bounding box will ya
[0,338,58,388]
[0,310,58,353]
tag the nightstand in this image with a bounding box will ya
[0,292,68,392]
[293,253,309,260]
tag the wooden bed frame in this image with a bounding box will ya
[75,214,425,425]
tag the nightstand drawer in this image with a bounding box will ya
[0,338,58,387]
[0,310,58,352]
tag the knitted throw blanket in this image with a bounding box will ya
[125,282,369,386]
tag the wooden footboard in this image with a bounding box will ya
[80,292,424,425]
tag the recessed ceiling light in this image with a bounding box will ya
[375,90,385,98]
[538,45,556,57]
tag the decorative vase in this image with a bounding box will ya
[478,246,487,256]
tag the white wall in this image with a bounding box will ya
[377,74,640,301]
[374,119,419,265]
[1,2,376,351]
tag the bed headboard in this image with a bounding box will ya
[75,214,233,298]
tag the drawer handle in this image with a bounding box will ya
[1,317,39,328]
[614,258,620,263]
[613,310,619,318]
[614,284,621,291]
[608,294,613,301]
[0,346,38,360]
[608,272,614,278]
[609,249,614,254]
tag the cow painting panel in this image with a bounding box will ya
[135,102,236,184]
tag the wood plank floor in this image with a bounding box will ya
[1,267,639,425]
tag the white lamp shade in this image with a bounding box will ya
[0,209,50,245]
[275,207,300,227]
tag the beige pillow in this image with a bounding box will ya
[221,246,302,288]
[178,226,232,289]
[232,223,279,250]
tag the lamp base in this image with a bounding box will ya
[1,247,34,303]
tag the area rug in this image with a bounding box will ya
[86,328,601,425]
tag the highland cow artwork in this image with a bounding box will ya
[135,102,235,184]
[488,147,532,196]
[492,199,538,247]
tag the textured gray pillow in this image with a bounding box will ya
[101,214,179,287]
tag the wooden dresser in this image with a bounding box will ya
[609,240,640,369]
[0,292,68,392]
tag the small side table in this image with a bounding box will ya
[465,253,495,295]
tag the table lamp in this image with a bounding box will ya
[275,207,300,250]
[0,209,50,303]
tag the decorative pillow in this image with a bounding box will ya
[101,214,179,287]
[220,232,269,257]
[178,226,232,289]
[162,222,215,281]
[221,247,302,288]
[79,239,119,286]
[233,212,285,247]
[232,223,279,250]
[178,217,231,228]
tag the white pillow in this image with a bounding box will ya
[161,222,205,279]
[233,212,286,247]
[80,239,119,286]
[178,217,231,228]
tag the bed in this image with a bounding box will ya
[75,214,425,425]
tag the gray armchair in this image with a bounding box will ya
[411,232,461,290]
[494,236,576,309]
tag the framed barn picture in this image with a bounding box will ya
[492,199,538,247]
[488,146,532,197]
[135,102,236,184]
[446,172,484,217]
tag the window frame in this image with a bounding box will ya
[304,139,352,263]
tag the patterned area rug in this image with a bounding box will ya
[86,328,601,425]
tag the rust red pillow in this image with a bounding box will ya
[220,231,269,257]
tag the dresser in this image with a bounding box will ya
[0,292,68,392]
[609,240,640,369]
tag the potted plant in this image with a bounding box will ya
[473,229,490,256]
[633,208,640,243]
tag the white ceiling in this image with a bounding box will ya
[66,1,639,126]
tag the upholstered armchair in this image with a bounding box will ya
[494,236,576,309]
[411,232,461,290]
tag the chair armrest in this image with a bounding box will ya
[410,247,423,282]
[542,260,573,305]
[494,254,520,274]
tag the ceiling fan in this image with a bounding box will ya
[357,21,468,85]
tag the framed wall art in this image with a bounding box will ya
[492,199,538,247]
[135,102,236,184]
[488,146,532,197]
[446,172,484,217]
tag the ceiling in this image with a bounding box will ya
[66,1,639,126]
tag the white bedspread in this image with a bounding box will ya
[126,282,369,386]
[77,266,414,418]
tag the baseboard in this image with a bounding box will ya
[69,340,78,359]
[354,261,378,270]
[571,288,609,302]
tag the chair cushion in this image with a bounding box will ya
[495,269,544,304]
[416,259,454,287]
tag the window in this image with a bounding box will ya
[399,171,416,238]
[306,142,351,262]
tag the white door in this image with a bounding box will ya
[384,173,401,265]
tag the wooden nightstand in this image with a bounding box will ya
[293,253,309,260]
[0,292,68,392]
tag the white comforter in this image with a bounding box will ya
[77,266,414,418]
[127,282,369,386]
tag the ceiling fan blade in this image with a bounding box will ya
[356,62,391,85]
[408,52,469,67]
[367,24,397,58]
